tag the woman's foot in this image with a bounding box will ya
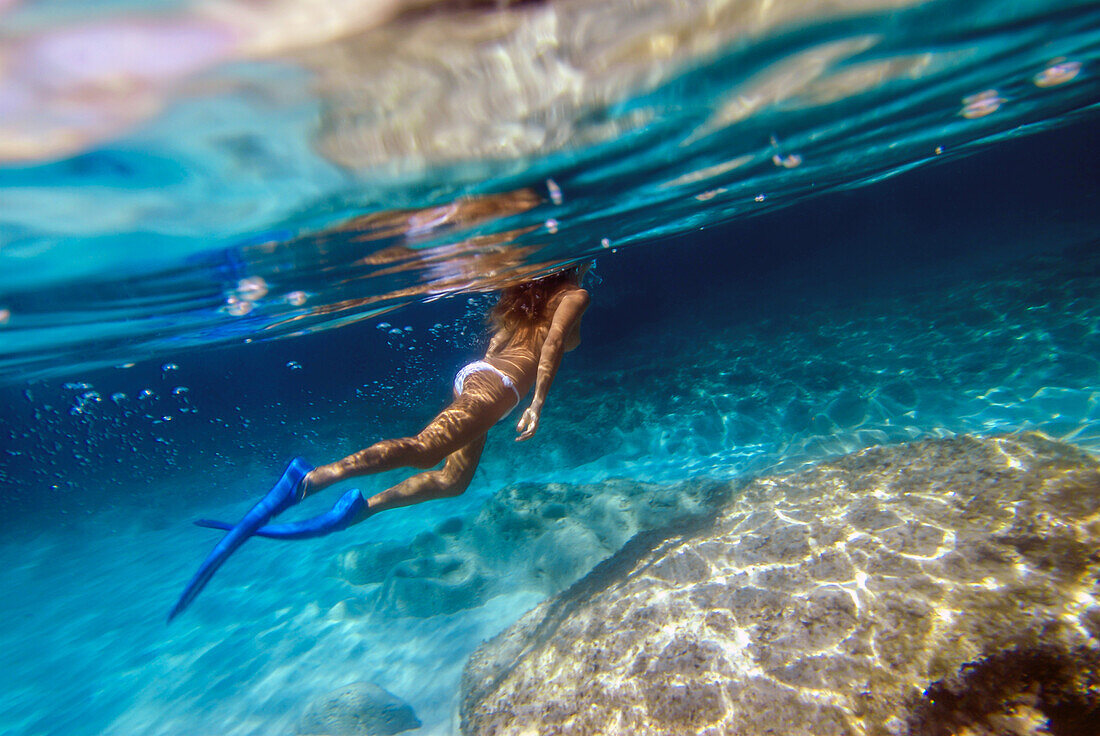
[194,488,371,540]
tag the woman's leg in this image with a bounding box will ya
[303,372,514,496]
[365,434,487,515]
[191,436,489,537]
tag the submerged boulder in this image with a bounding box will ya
[296,681,420,736]
[460,433,1100,735]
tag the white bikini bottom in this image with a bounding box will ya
[453,361,521,413]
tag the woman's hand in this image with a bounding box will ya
[515,406,541,441]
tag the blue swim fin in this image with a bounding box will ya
[168,457,313,623]
[194,488,369,540]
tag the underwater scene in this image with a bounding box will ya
[2,0,1099,734]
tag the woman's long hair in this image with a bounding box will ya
[489,266,580,332]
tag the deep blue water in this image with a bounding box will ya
[1,1,1099,735]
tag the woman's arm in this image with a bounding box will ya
[515,288,590,441]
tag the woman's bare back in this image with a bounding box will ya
[484,282,587,397]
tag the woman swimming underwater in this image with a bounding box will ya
[169,263,591,621]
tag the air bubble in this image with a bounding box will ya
[771,153,802,168]
[600,238,611,249]
[546,178,563,205]
[545,218,559,234]
[235,276,268,301]
[286,361,302,371]
[378,322,391,330]
[284,290,308,306]
[960,89,1004,119]
[224,296,253,316]
[1034,59,1081,88]
[0,308,10,326]
[162,363,179,373]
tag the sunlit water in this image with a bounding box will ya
[1,1,1099,735]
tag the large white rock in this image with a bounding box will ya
[460,433,1100,735]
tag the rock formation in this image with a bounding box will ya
[297,681,420,736]
[460,433,1100,735]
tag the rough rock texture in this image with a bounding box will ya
[297,681,421,736]
[460,434,1100,735]
[331,477,730,617]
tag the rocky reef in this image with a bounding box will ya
[459,433,1100,735]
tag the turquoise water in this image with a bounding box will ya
[1,1,1099,734]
